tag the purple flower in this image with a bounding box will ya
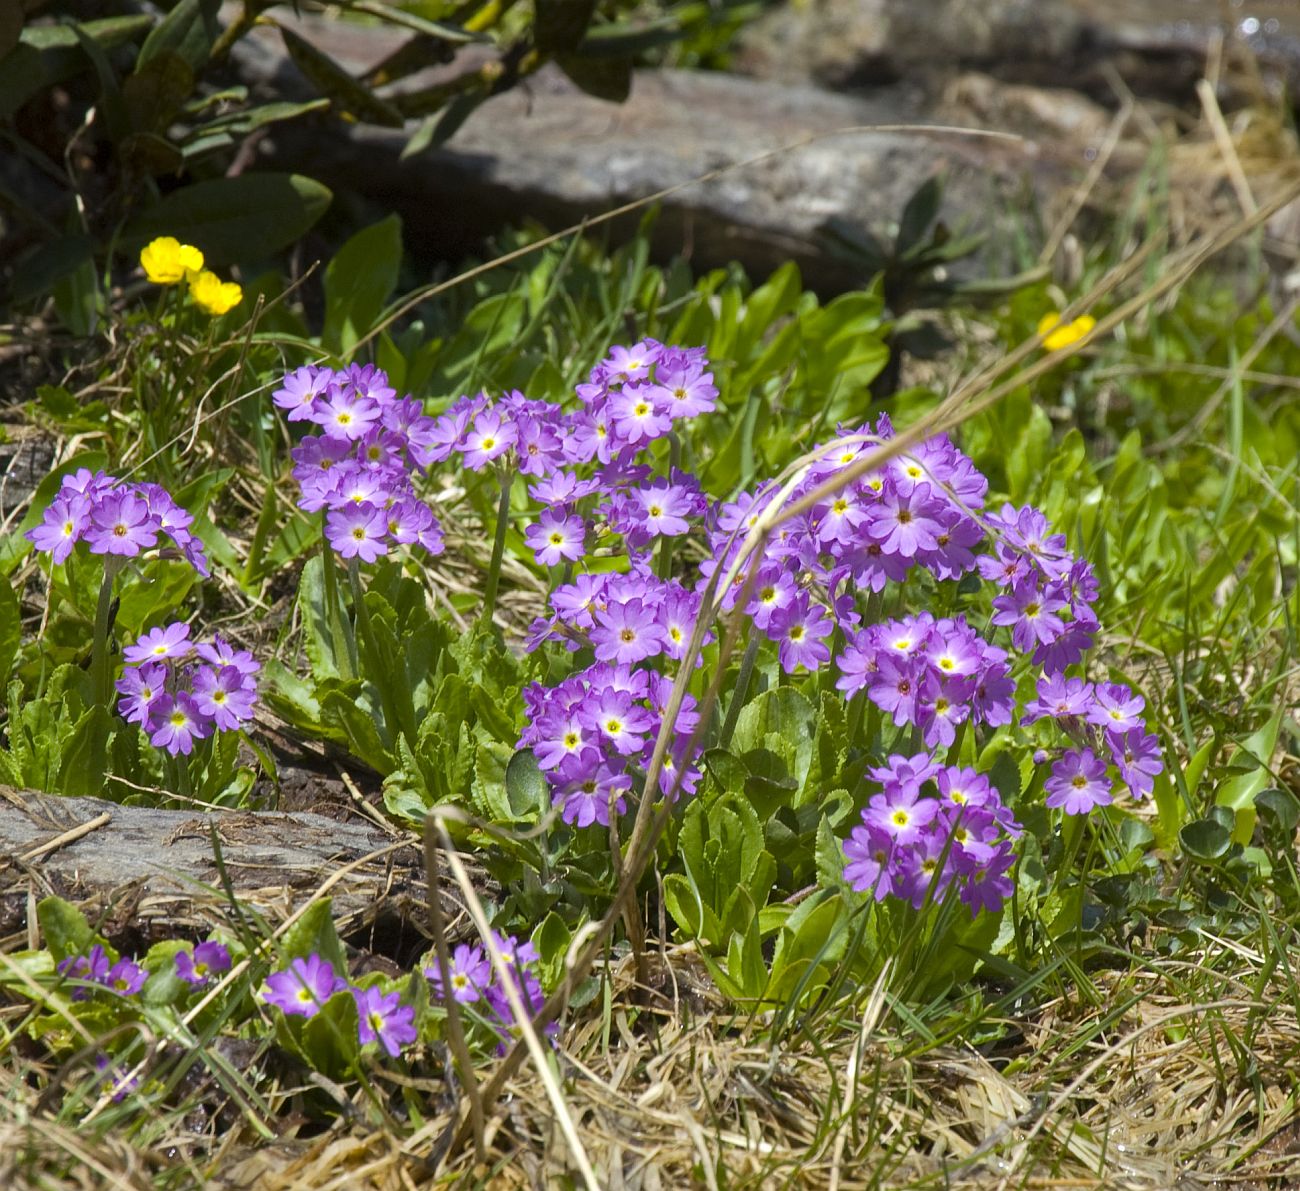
[353,985,418,1057]
[115,662,167,727]
[590,599,666,666]
[771,596,833,674]
[865,484,945,559]
[1108,728,1162,799]
[94,1055,139,1101]
[105,957,147,996]
[176,941,232,986]
[26,492,89,563]
[191,664,257,732]
[273,365,333,420]
[555,761,629,827]
[146,692,212,756]
[991,579,1067,652]
[577,689,654,756]
[311,388,380,440]
[262,954,348,1018]
[1044,749,1112,815]
[843,821,894,899]
[196,635,261,678]
[525,509,586,566]
[1088,683,1145,735]
[461,409,517,471]
[325,503,389,562]
[57,945,111,1000]
[1022,673,1095,725]
[123,621,193,665]
[863,785,939,846]
[608,385,671,445]
[425,942,491,1004]
[647,359,717,418]
[85,490,159,557]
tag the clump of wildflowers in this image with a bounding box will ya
[26,469,209,575]
[115,625,259,755]
[175,941,232,987]
[274,363,445,561]
[56,946,146,1000]
[424,932,550,1054]
[260,951,425,1058]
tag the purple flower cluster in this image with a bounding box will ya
[428,341,716,481]
[1023,673,1162,812]
[26,468,209,575]
[56,945,146,1001]
[836,612,1015,749]
[843,754,1020,914]
[518,609,704,827]
[115,624,259,755]
[276,363,444,561]
[424,932,550,1054]
[261,952,418,1058]
[701,416,988,670]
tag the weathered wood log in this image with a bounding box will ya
[0,787,451,947]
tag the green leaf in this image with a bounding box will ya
[555,53,631,102]
[280,26,404,127]
[323,214,403,356]
[123,51,195,133]
[56,704,112,798]
[1254,788,1299,838]
[896,174,942,257]
[1216,706,1283,843]
[0,575,20,688]
[504,749,548,820]
[279,898,347,974]
[121,173,332,265]
[137,0,219,72]
[301,988,361,1077]
[37,896,94,963]
[1179,817,1232,863]
[535,0,597,54]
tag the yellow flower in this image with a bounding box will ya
[187,270,243,317]
[140,236,204,285]
[1037,311,1096,352]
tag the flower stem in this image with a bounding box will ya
[321,537,357,680]
[718,632,760,751]
[90,557,125,708]
[481,470,513,628]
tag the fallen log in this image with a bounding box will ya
[0,787,452,950]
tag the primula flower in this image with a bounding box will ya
[1022,673,1094,724]
[1045,749,1112,815]
[146,692,212,756]
[106,958,147,996]
[261,954,348,1018]
[188,270,243,316]
[28,493,89,564]
[590,599,665,666]
[353,986,418,1057]
[1087,683,1145,735]
[525,510,586,566]
[94,1055,139,1102]
[312,389,380,441]
[326,503,389,562]
[115,662,167,727]
[1037,311,1096,351]
[124,621,193,665]
[85,490,159,557]
[191,665,257,732]
[1108,728,1162,799]
[176,941,232,986]
[461,409,517,471]
[273,365,333,420]
[425,943,491,1004]
[57,945,111,1000]
[771,596,834,674]
[140,236,203,284]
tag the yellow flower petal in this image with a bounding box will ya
[140,236,205,285]
[1038,311,1096,352]
[188,270,243,316]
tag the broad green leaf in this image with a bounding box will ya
[504,749,548,820]
[535,0,597,54]
[1216,706,1283,843]
[280,27,404,127]
[323,214,403,356]
[121,173,332,265]
[279,898,347,974]
[1180,817,1232,863]
[0,574,19,687]
[555,53,631,102]
[37,897,94,963]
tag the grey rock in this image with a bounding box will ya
[238,12,1077,292]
